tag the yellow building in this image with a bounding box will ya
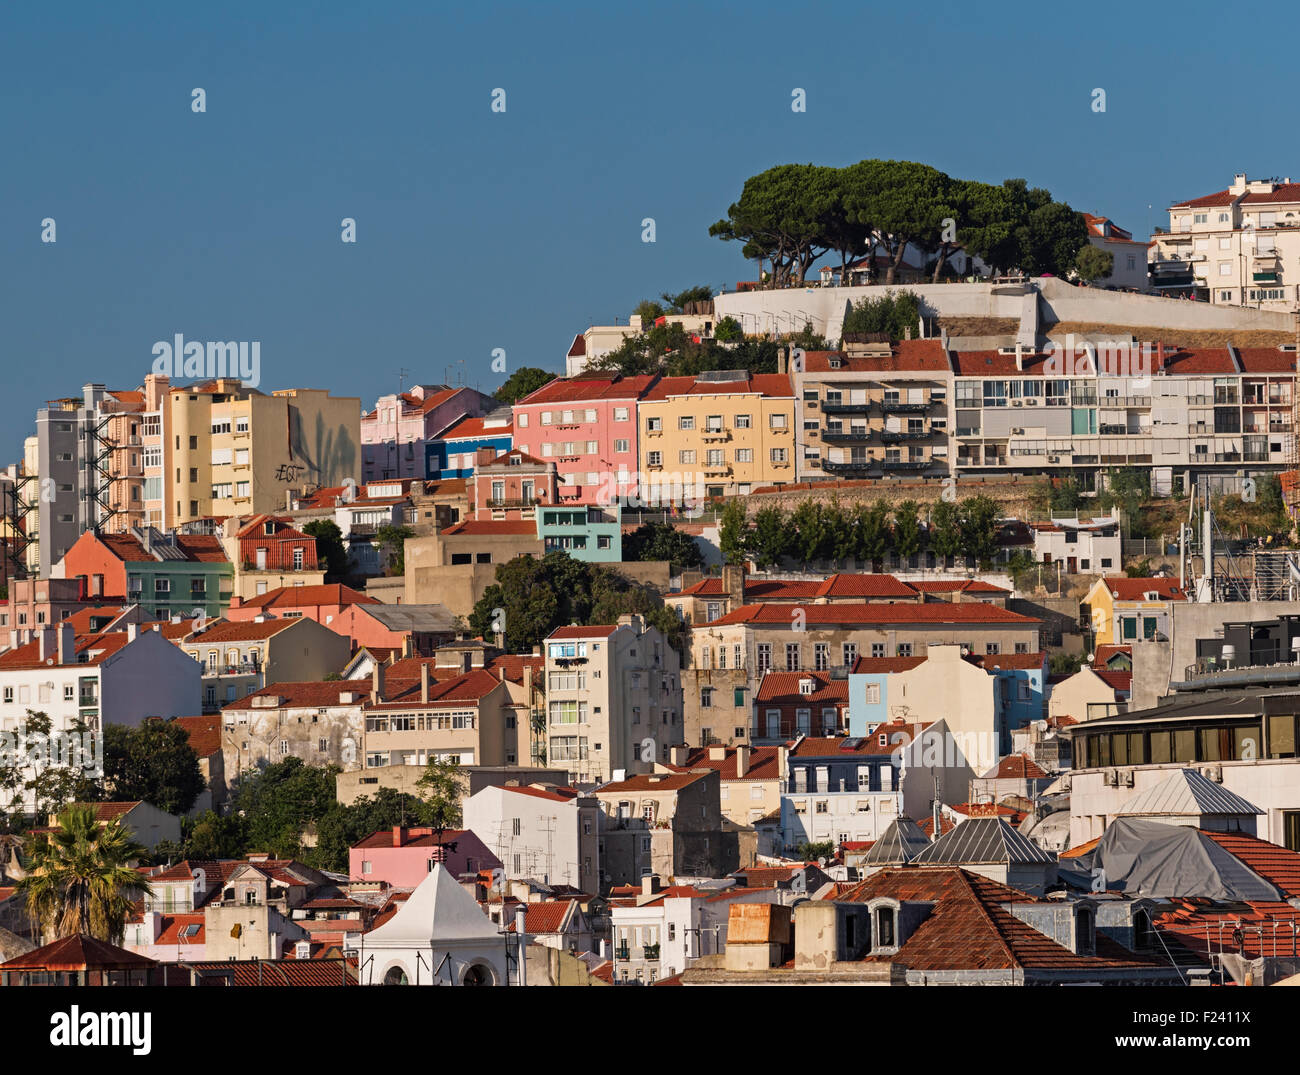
[1082,576,1188,644]
[637,371,795,501]
[165,381,361,527]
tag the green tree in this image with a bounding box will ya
[796,840,836,861]
[302,519,351,581]
[660,286,714,313]
[894,500,922,560]
[313,788,433,872]
[842,290,922,341]
[1073,244,1114,284]
[930,500,963,564]
[633,299,666,325]
[416,757,463,835]
[856,500,892,567]
[747,505,790,569]
[717,499,749,566]
[375,523,414,576]
[790,500,827,567]
[623,522,704,572]
[494,367,556,405]
[182,810,250,860]
[1050,652,1084,677]
[98,719,205,816]
[959,495,1002,565]
[17,805,150,943]
[713,316,743,343]
[231,757,339,860]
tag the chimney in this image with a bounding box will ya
[777,346,789,376]
[736,744,751,778]
[1156,339,1165,371]
[708,744,727,761]
[8,630,17,652]
[641,874,661,896]
[1015,343,1024,372]
[523,663,533,694]
[476,446,497,466]
[372,662,385,704]
[668,745,688,766]
[127,622,138,643]
[514,906,528,988]
[421,663,430,704]
[37,626,56,662]
[57,622,74,664]
[392,826,404,847]
[722,563,745,607]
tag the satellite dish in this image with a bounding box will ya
[817,856,827,868]
[1086,652,1095,663]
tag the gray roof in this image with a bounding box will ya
[912,817,1057,866]
[861,817,931,866]
[1116,768,1263,818]
[362,604,458,632]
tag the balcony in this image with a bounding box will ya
[880,400,931,414]
[881,459,932,472]
[879,429,930,442]
[487,498,540,510]
[642,944,660,961]
[820,459,875,474]
[615,945,630,962]
[820,402,872,415]
[820,430,875,444]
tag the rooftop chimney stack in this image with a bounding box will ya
[372,662,386,704]
[37,626,56,662]
[736,744,751,778]
[57,623,74,664]
[642,874,661,896]
[421,662,431,703]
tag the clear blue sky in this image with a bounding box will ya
[0,0,1289,460]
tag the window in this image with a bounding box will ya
[865,683,880,704]
[871,643,885,658]
[679,415,695,431]
[700,688,713,708]
[735,414,752,429]
[897,643,912,657]
[679,450,696,464]
[770,448,787,463]
[757,643,772,673]
[814,643,829,670]
[615,439,629,453]
[614,407,629,422]
[646,416,662,432]
[785,643,800,670]
[769,413,787,429]
[647,451,662,467]
[985,642,1000,655]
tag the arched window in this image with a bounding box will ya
[382,966,409,985]
[463,962,495,986]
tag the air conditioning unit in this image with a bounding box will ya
[1122,770,1135,787]
[1012,400,1023,407]
[1105,768,1121,787]
[1047,455,1060,463]
[1202,765,1223,783]
[1011,428,1024,435]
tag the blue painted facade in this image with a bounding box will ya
[425,432,513,480]
[537,504,622,562]
[845,671,892,737]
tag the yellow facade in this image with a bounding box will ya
[637,374,795,501]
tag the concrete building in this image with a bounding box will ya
[462,783,601,894]
[164,380,360,529]
[593,769,730,885]
[1082,214,1150,291]
[543,616,683,785]
[361,385,496,483]
[221,680,367,786]
[1028,515,1121,575]
[1151,172,1300,309]
[637,371,796,500]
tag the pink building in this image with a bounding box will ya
[349,827,501,887]
[468,448,560,518]
[362,385,497,483]
[511,373,659,502]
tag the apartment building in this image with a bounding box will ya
[794,340,951,482]
[424,410,513,480]
[221,680,369,784]
[662,743,787,832]
[593,769,728,884]
[637,371,795,500]
[1151,172,1300,309]
[0,624,200,812]
[361,384,496,482]
[462,783,601,893]
[221,514,325,602]
[165,380,360,528]
[31,379,171,576]
[511,373,659,503]
[175,616,350,712]
[58,528,232,620]
[1082,214,1149,291]
[1082,576,1188,645]
[543,616,683,785]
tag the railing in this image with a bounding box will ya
[880,401,931,413]
[880,430,930,442]
[642,944,660,960]
[820,459,875,474]
[821,431,875,444]
[615,946,630,961]
[487,498,539,510]
[882,460,932,471]
[821,402,872,415]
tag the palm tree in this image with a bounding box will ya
[16,805,150,944]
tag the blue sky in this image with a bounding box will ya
[0,0,1290,459]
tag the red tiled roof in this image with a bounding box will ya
[224,681,369,710]
[179,959,356,986]
[185,619,298,643]
[518,374,659,405]
[1236,348,1297,373]
[0,630,132,670]
[501,785,581,803]
[367,668,503,710]
[567,334,586,358]
[1169,189,1236,209]
[791,725,930,757]
[802,340,950,373]
[968,652,1047,671]
[0,934,155,971]
[598,771,709,793]
[664,746,783,782]
[917,814,956,838]
[912,579,1010,595]
[173,534,229,562]
[505,900,577,934]
[239,584,378,609]
[1097,577,1188,602]
[703,602,1039,628]
[848,655,927,674]
[437,414,514,441]
[155,914,206,946]
[1095,670,1132,693]
[838,868,1161,973]
[988,754,1048,779]
[548,624,619,640]
[351,827,473,850]
[172,714,221,757]
[640,373,793,401]
[754,672,849,704]
[1060,836,1101,859]
[1201,832,1300,898]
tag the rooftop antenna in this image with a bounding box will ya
[398,368,411,397]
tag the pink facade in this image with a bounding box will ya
[349,827,501,887]
[511,374,657,501]
[469,449,559,517]
[362,385,496,482]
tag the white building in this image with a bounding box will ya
[543,615,683,785]
[462,783,601,894]
[1028,515,1122,575]
[0,623,201,813]
[1082,214,1149,291]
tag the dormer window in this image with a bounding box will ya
[1075,906,1095,955]
[878,732,887,747]
[829,357,842,369]
[263,521,275,536]
[799,678,814,696]
[876,906,895,948]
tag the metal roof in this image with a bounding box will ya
[912,817,1057,866]
[361,604,458,632]
[861,817,931,865]
[1116,768,1264,818]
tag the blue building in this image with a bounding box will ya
[537,503,622,562]
[972,652,1048,733]
[426,411,513,479]
[845,656,923,737]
